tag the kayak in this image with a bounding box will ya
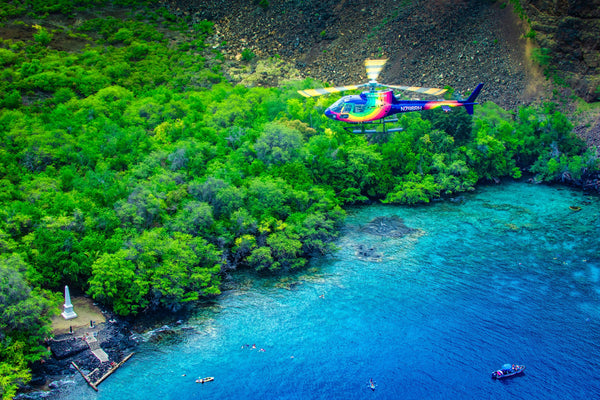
[196,377,214,383]
[369,378,376,391]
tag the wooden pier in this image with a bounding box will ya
[72,352,135,391]
[95,353,135,386]
[71,361,98,391]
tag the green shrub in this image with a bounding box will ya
[20,59,41,77]
[193,20,214,35]
[112,27,133,43]
[509,0,527,20]
[531,47,552,66]
[77,16,121,41]
[23,71,71,92]
[0,47,16,65]
[1,89,22,109]
[241,48,255,62]
[383,174,439,205]
[54,87,76,103]
[33,26,53,46]
[104,61,131,79]
[127,41,150,60]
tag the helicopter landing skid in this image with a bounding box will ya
[344,118,403,134]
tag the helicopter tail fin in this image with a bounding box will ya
[462,83,484,115]
[465,83,484,103]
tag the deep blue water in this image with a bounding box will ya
[55,182,600,399]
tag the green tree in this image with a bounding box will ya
[89,230,222,314]
[254,121,304,166]
[266,229,305,271]
[0,254,58,399]
[383,173,440,205]
[169,201,215,236]
[247,246,274,271]
[88,249,148,316]
[246,176,291,220]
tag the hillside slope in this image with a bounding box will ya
[165,0,548,110]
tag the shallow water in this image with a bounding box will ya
[55,182,600,399]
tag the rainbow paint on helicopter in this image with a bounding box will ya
[298,59,483,132]
[323,83,483,123]
[324,90,393,123]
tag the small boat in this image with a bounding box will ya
[491,364,525,379]
[195,376,214,383]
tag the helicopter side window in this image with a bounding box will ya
[342,103,354,113]
[354,104,365,113]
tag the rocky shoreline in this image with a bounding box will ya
[16,315,138,399]
[17,306,203,399]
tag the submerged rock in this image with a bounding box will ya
[14,391,52,400]
[360,216,418,238]
[146,325,176,342]
[354,244,383,261]
[47,379,75,390]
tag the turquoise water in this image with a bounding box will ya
[56,182,600,399]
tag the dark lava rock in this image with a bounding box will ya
[24,317,139,399]
[521,0,600,102]
[48,337,88,360]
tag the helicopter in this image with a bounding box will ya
[298,59,483,134]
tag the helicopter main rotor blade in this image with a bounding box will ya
[297,85,360,98]
[365,59,387,82]
[385,85,447,96]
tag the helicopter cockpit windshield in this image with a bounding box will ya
[328,97,346,113]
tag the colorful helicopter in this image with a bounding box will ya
[298,59,483,133]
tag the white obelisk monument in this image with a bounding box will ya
[61,285,78,320]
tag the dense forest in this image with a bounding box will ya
[0,0,598,398]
